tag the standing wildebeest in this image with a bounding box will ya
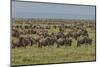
[12,29,20,37]
[12,37,27,48]
[56,36,72,48]
[66,31,73,38]
[81,29,89,37]
[25,37,34,46]
[73,29,89,40]
[38,36,49,48]
[55,32,65,39]
[65,37,72,47]
[47,34,57,46]
[77,36,92,47]
[12,37,20,48]
[38,33,56,48]
[73,32,80,40]
[56,37,65,48]
[12,37,34,48]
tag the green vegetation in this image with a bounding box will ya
[12,27,96,65]
[12,43,95,65]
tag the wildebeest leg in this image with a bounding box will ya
[77,42,80,47]
[29,40,33,46]
[84,43,88,47]
[89,40,92,45]
[31,42,33,46]
[38,43,42,48]
[74,35,77,40]
[75,37,77,40]
[69,42,71,46]
[48,44,52,48]
[57,44,60,48]
[65,44,68,47]
[22,40,27,48]
[17,44,21,48]
[23,43,27,48]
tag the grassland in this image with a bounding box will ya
[12,28,96,66]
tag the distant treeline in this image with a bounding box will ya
[12,18,95,24]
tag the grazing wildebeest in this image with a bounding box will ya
[77,36,92,47]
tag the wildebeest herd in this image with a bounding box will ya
[11,19,95,48]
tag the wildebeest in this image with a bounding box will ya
[56,37,65,48]
[12,29,20,37]
[12,37,20,48]
[81,29,89,37]
[73,32,80,40]
[38,37,49,48]
[77,36,92,47]
[12,19,95,49]
[55,32,65,39]
[56,37,72,48]
[66,32,73,38]
[37,34,56,48]
[47,35,56,46]
[65,37,72,47]
[73,29,89,40]
[12,37,34,48]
